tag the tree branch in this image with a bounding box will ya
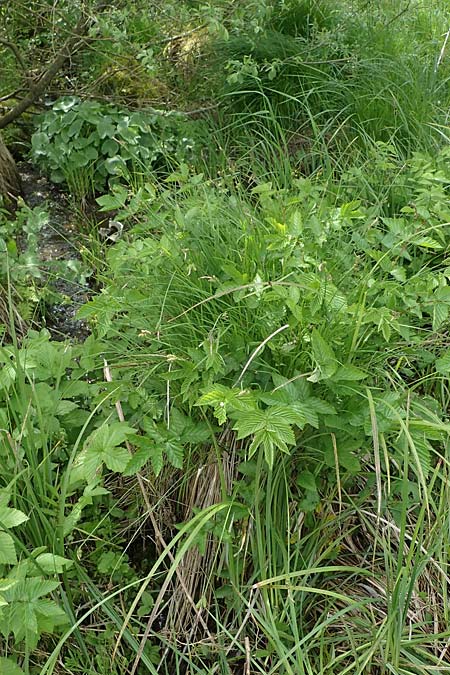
[0,11,92,129]
[0,38,28,75]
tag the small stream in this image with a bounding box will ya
[20,163,91,340]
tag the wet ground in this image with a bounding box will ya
[19,163,91,340]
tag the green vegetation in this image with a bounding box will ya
[1,1,450,673]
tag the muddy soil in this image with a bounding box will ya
[20,163,91,340]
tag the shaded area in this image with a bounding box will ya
[20,163,91,340]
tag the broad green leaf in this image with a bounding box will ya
[234,409,266,438]
[434,286,450,303]
[96,185,128,211]
[412,237,443,250]
[234,406,296,468]
[310,330,338,380]
[436,350,450,374]
[33,598,67,630]
[97,116,116,139]
[0,532,16,564]
[35,553,73,574]
[307,397,336,415]
[0,579,17,592]
[123,444,153,476]
[0,506,28,529]
[0,657,25,674]
[101,138,120,156]
[292,401,318,428]
[332,365,368,381]
[196,385,254,424]
[103,445,132,473]
[165,440,184,469]
[150,445,164,477]
[85,423,135,461]
[297,471,317,491]
[55,400,79,416]
[390,267,406,282]
[5,602,38,643]
[4,578,60,602]
[75,448,101,483]
[53,97,78,112]
[433,303,448,331]
[337,447,361,473]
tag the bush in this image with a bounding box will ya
[31,97,204,196]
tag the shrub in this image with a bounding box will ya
[31,97,203,197]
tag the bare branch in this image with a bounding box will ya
[0,10,93,129]
[0,38,28,75]
[0,87,27,103]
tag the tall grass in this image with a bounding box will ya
[202,0,450,186]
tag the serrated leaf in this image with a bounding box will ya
[311,330,338,380]
[235,405,296,468]
[234,410,265,438]
[409,432,432,480]
[337,446,361,473]
[323,284,348,312]
[0,579,17,592]
[4,578,60,602]
[165,440,183,469]
[332,365,368,381]
[433,303,448,331]
[103,444,131,473]
[308,397,336,415]
[78,423,135,478]
[292,401,318,428]
[150,445,164,476]
[0,506,29,529]
[7,601,38,643]
[197,385,253,425]
[86,423,135,455]
[0,532,16,564]
[412,237,443,250]
[123,445,153,476]
[436,350,450,374]
[75,448,102,483]
[390,267,406,282]
[55,400,79,416]
[33,598,67,633]
[35,553,73,574]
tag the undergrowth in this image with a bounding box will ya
[1,1,450,674]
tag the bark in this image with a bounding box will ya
[0,133,21,204]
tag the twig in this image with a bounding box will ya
[0,87,27,103]
[234,324,289,386]
[436,28,450,71]
[244,636,251,675]
[0,38,28,75]
[157,23,207,45]
[385,0,411,27]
